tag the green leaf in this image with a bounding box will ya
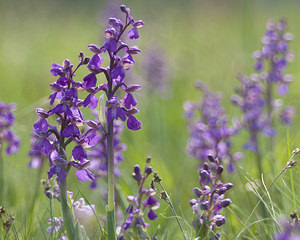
[74,221,83,240]
[98,94,107,133]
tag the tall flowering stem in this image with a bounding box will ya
[232,19,294,165]
[85,5,144,238]
[0,102,20,204]
[32,55,98,238]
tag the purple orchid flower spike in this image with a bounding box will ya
[190,156,233,239]
[118,157,159,240]
[232,18,294,178]
[184,81,241,172]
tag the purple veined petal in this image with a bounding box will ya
[33,118,48,132]
[117,107,126,121]
[76,169,95,181]
[84,130,100,147]
[111,66,125,81]
[128,27,139,39]
[88,54,103,71]
[65,88,78,100]
[146,196,159,206]
[107,107,126,124]
[50,63,63,76]
[104,38,117,52]
[48,165,57,179]
[123,93,137,109]
[57,77,69,86]
[34,138,52,155]
[89,94,98,109]
[127,115,141,131]
[62,124,80,138]
[72,145,87,161]
[147,209,158,221]
[49,92,58,105]
[83,73,97,89]
[51,103,73,116]
[83,94,98,109]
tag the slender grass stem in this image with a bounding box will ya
[286,129,296,210]
[158,182,187,240]
[241,149,300,235]
[107,120,116,240]
[27,160,44,228]
[59,179,75,240]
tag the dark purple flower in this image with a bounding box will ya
[119,157,159,239]
[127,115,141,131]
[191,157,233,239]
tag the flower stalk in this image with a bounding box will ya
[59,177,76,240]
[107,120,116,240]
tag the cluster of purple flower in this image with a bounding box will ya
[184,82,241,171]
[232,18,295,153]
[86,4,143,131]
[118,157,160,240]
[32,4,144,183]
[190,155,233,239]
[0,102,20,155]
[32,55,97,183]
[88,119,126,189]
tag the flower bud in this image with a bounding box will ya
[88,44,101,54]
[215,215,226,227]
[220,198,232,208]
[216,165,223,175]
[145,166,153,175]
[36,108,49,118]
[192,187,203,198]
[83,57,90,65]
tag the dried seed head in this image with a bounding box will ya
[153,172,161,183]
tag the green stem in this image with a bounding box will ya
[158,183,187,240]
[59,179,75,240]
[0,144,3,205]
[27,160,44,227]
[106,120,116,240]
[254,135,263,180]
[287,130,296,210]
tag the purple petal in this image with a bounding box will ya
[147,210,158,221]
[128,27,139,39]
[83,73,97,89]
[127,115,141,131]
[124,93,137,109]
[62,124,80,138]
[76,169,95,181]
[72,145,87,161]
[104,38,117,52]
[88,54,103,71]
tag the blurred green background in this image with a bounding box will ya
[1,0,300,239]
